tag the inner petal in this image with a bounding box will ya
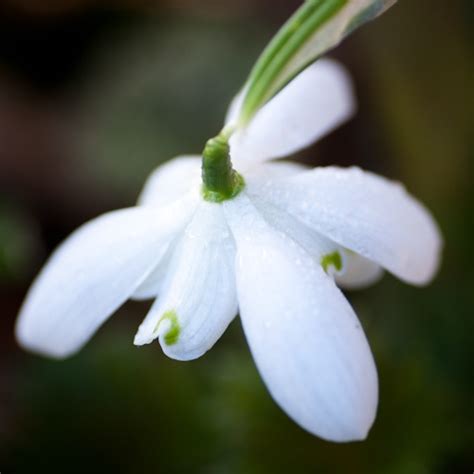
[131,239,177,301]
[249,193,383,289]
[134,202,238,361]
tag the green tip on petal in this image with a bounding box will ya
[158,310,181,346]
[321,251,343,274]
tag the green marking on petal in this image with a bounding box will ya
[157,310,181,346]
[321,251,343,274]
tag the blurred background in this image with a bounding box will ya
[0,0,472,472]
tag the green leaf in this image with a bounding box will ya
[238,0,397,125]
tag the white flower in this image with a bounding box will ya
[15,59,442,442]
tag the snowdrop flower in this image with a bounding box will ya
[16,58,441,442]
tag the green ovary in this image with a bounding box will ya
[201,131,245,203]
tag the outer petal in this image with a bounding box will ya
[249,166,442,285]
[249,193,339,260]
[224,194,378,442]
[138,155,201,208]
[227,59,355,164]
[16,198,196,358]
[243,160,309,187]
[134,202,238,361]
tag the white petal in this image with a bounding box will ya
[133,194,199,301]
[336,251,383,290]
[16,198,196,358]
[228,59,355,164]
[130,239,176,301]
[251,166,442,285]
[134,202,238,361]
[243,160,309,187]
[249,193,339,260]
[138,155,201,208]
[224,194,378,442]
[249,189,382,288]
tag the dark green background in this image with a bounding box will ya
[0,1,472,472]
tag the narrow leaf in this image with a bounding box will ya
[239,0,397,125]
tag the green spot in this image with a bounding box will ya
[157,310,181,346]
[321,251,343,274]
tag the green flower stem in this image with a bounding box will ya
[238,0,397,126]
[240,0,347,125]
[201,128,244,203]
